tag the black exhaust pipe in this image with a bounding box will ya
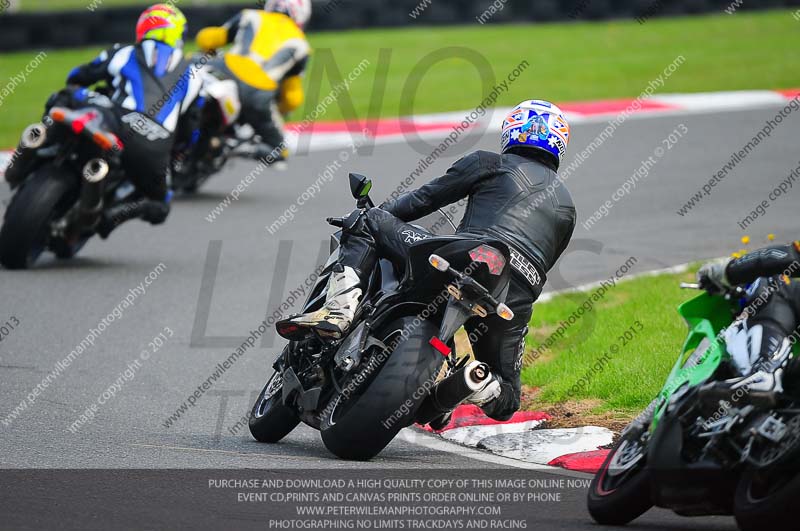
[416,361,491,425]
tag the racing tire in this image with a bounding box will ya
[587,426,653,525]
[734,466,800,531]
[0,165,75,269]
[320,316,444,461]
[249,370,301,443]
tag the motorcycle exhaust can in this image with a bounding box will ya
[5,123,48,188]
[83,158,109,183]
[415,361,491,425]
[22,123,48,149]
[75,158,109,227]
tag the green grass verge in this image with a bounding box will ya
[0,10,797,147]
[521,267,700,417]
[7,0,236,11]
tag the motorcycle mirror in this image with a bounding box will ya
[349,173,372,199]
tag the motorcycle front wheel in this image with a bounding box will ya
[587,424,653,525]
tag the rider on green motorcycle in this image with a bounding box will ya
[698,240,800,403]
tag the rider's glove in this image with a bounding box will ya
[697,259,732,293]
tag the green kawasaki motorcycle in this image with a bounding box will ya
[588,283,800,530]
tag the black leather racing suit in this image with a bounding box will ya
[338,150,577,420]
[726,241,800,287]
[721,242,800,374]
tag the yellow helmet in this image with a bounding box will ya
[136,3,187,49]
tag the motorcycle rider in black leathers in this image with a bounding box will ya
[281,100,577,421]
[699,241,800,402]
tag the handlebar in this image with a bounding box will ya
[327,217,345,228]
[680,281,746,299]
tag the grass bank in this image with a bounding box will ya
[0,10,797,146]
[520,267,701,428]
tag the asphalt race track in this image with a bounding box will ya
[2,105,799,530]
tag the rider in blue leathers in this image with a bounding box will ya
[57,4,203,236]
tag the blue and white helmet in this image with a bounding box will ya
[501,100,570,169]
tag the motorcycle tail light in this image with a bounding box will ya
[469,245,506,275]
[69,110,98,136]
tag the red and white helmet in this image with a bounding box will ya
[264,0,312,29]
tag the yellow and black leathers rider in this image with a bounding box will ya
[197,9,310,155]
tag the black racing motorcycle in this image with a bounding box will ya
[0,89,132,269]
[249,173,516,460]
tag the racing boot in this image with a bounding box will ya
[278,265,362,339]
[428,411,453,432]
[700,367,785,408]
[232,142,286,164]
[96,195,171,239]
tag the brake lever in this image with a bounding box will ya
[683,281,745,300]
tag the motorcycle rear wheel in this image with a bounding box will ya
[587,425,653,525]
[734,466,799,531]
[320,316,443,461]
[0,165,76,269]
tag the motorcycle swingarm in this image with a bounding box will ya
[281,367,323,412]
[333,320,390,372]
